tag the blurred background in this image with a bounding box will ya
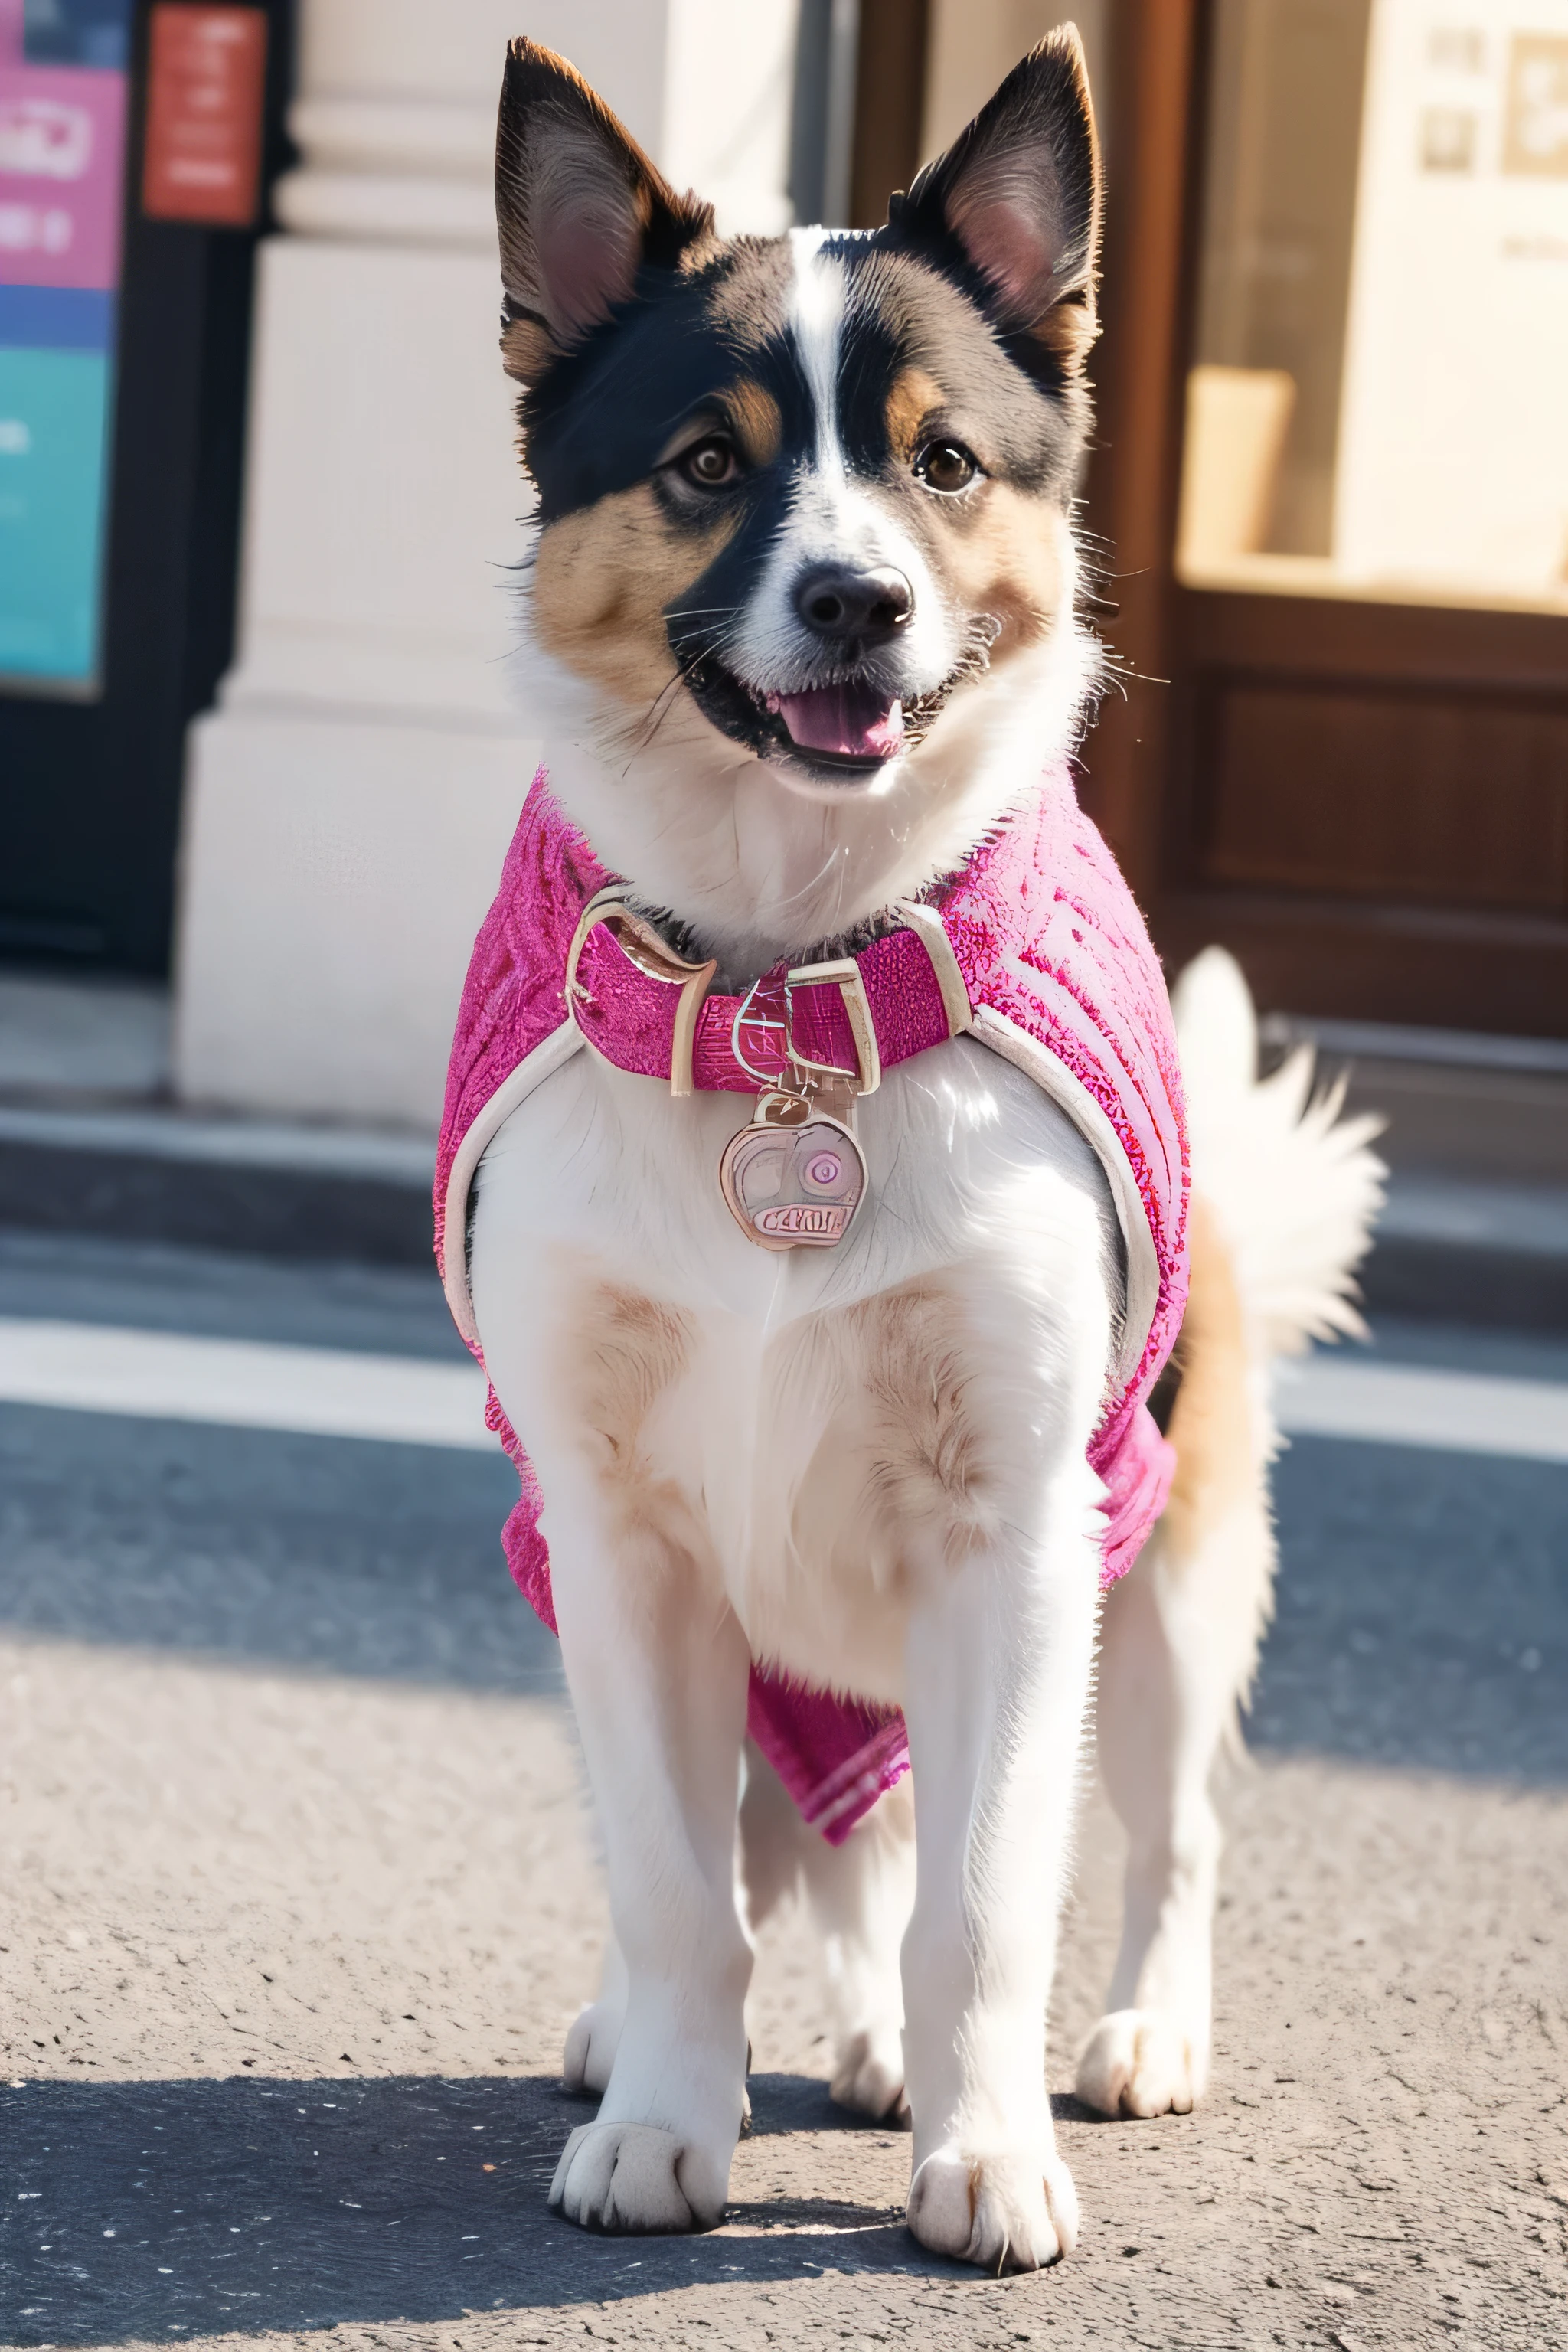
[2,0,1566,1239]
[2,8,1566,2344]
[1,0,1566,1096]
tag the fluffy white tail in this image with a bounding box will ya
[1171,947,1386,1363]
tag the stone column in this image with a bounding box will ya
[173,0,801,1129]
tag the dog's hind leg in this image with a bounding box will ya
[1077,1197,1275,2118]
[807,1777,916,2124]
[1080,949,1383,2119]
[562,1934,629,2099]
[740,1746,915,2124]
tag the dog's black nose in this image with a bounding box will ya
[794,565,913,643]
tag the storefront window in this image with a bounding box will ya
[0,0,130,692]
[1178,0,1568,612]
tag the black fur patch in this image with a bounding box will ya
[521,233,1080,528]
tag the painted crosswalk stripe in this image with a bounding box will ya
[0,1318,491,1449]
[1273,1354,1568,1464]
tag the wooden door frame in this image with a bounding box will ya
[1079,0,1204,906]
[849,0,930,228]
[1083,0,1568,1036]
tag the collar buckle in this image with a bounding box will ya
[566,890,717,1098]
[782,957,882,1096]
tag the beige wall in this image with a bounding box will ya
[921,2,1111,164]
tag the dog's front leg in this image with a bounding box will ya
[544,1485,753,2234]
[900,1480,1101,2272]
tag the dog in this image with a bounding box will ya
[443,28,1383,2270]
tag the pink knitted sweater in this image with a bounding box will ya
[437,766,1188,1841]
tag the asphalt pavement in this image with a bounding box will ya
[2,1228,1566,2350]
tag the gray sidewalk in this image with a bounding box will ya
[0,972,436,1264]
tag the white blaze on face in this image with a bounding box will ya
[789,226,845,480]
[727,229,959,699]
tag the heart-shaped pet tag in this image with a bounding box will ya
[719,1114,867,1251]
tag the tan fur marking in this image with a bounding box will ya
[938,484,1071,663]
[1032,293,1099,372]
[501,315,556,386]
[725,380,782,469]
[884,366,946,464]
[834,1285,1003,1566]
[564,1283,693,1482]
[1160,1197,1257,1558]
[552,1279,717,1636]
[675,213,724,276]
[532,486,737,705]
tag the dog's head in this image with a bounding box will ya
[496,31,1102,960]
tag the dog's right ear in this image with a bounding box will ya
[495,39,715,384]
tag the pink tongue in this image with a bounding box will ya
[774,682,904,760]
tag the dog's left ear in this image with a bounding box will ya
[897,26,1102,370]
[495,38,716,384]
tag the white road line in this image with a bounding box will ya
[0,1318,492,1450]
[1275,1354,1568,1464]
[2,1315,1566,1468]
[0,1102,436,1182]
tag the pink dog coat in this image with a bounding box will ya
[437,766,1188,1841]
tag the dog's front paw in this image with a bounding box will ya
[548,2119,727,2233]
[906,2145,1078,2272]
[830,2026,910,2127]
[1076,2007,1203,2118]
[562,1998,624,2097]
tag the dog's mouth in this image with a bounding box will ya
[682,658,956,779]
[766,679,905,765]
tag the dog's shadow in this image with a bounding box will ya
[3,2071,985,2344]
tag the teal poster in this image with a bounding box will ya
[0,341,112,678]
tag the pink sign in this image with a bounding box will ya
[0,60,127,291]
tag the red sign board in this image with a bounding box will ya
[141,4,266,228]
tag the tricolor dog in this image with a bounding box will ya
[437,29,1383,2270]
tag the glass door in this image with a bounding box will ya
[1178,0,1568,613]
[1090,0,1568,1037]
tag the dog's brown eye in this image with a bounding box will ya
[916,440,978,495]
[678,436,738,488]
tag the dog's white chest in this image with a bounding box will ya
[469,1033,1120,1693]
[475,1031,1110,1312]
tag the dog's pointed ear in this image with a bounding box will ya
[896,26,1102,370]
[495,38,716,384]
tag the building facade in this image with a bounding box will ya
[3,0,1565,1135]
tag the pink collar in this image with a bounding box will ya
[566,889,974,1099]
